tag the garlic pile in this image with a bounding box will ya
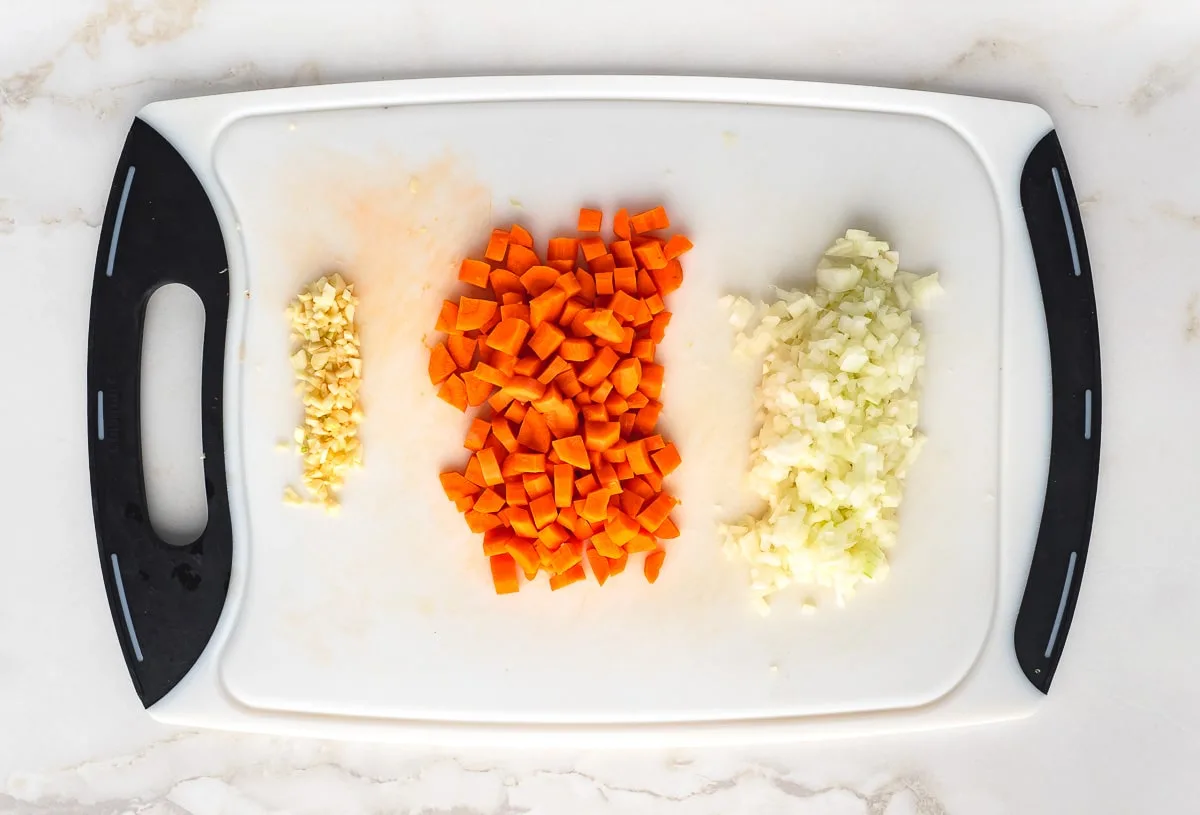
[285,273,364,511]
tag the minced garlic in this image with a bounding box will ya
[285,273,363,510]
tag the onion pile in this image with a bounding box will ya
[718,230,942,614]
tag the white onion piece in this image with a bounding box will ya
[718,230,942,614]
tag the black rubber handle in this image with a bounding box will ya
[87,118,232,708]
[1014,131,1102,693]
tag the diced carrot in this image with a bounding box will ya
[440,471,482,501]
[584,420,621,452]
[604,392,629,416]
[484,229,509,261]
[437,374,468,411]
[595,272,614,296]
[607,511,640,546]
[627,391,649,409]
[504,400,526,423]
[579,237,606,261]
[500,303,531,324]
[634,401,662,435]
[465,510,503,533]
[552,435,590,469]
[614,267,638,296]
[501,452,546,478]
[575,271,596,303]
[610,358,641,397]
[490,553,520,594]
[595,459,620,491]
[491,269,523,297]
[637,269,658,298]
[523,472,552,498]
[584,310,624,344]
[473,488,505,514]
[505,479,528,506]
[663,234,693,259]
[547,237,579,263]
[554,271,583,298]
[580,489,610,523]
[590,379,614,403]
[463,418,490,452]
[614,461,636,481]
[508,506,539,538]
[619,413,636,436]
[560,338,594,362]
[640,363,664,399]
[435,299,459,333]
[484,526,515,556]
[459,258,492,288]
[503,376,546,401]
[513,355,541,377]
[619,489,646,517]
[506,243,540,275]
[625,533,657,553]
[589,253,616,276]
[630,299,653,327]
[585,547,611,585]
[631,338,655,363]
[508,223,533,248]
[528,492,558,529]
[611,240,635,267]
[643,469,663,492]
[634,241,668,270]
[528,322,565,360]
[487,417,516,453]
[446,335,476,370]
[552,463,573,508]
[649,259,683,296]
[456,297,497,331]
[626,439,654,475]
[589,529,623,559]
[649,311,672,344]
[657,517,679,539]
[578,208,603,232]
[464,456,488,488]
[579,346,620,386]
[549,562,586,590]
[630,206,669,233]
[428,342,457,385]
[476,448,504,487]
[637,493,677,532]
[505,538,540,575]
[518,409,551,453]
[530,287,568,327]
[537,356,572,386]
[546,539,582,573]
[520,265,560,297]
[652,443,681,476]
[642,434,666,450]
[582,403,607,423]
[538,521,569,548]
[643,549,665,583]
[613,207,631,240]
[486,318,530,356]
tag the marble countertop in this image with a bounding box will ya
[3,0,1198,812]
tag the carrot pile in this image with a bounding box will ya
[430,206,689,594]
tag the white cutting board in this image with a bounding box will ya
[139,77,1052,744]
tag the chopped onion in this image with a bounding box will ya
[718,230,942,614]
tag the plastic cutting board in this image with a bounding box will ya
[86,77,1101,745]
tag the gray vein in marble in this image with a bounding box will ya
[74,0,208,57]
[1128,45,1200,114]
[3,731,950,815]
[913,35,1100,110]
[1186,295,1199,342]
[0,0,206,146]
